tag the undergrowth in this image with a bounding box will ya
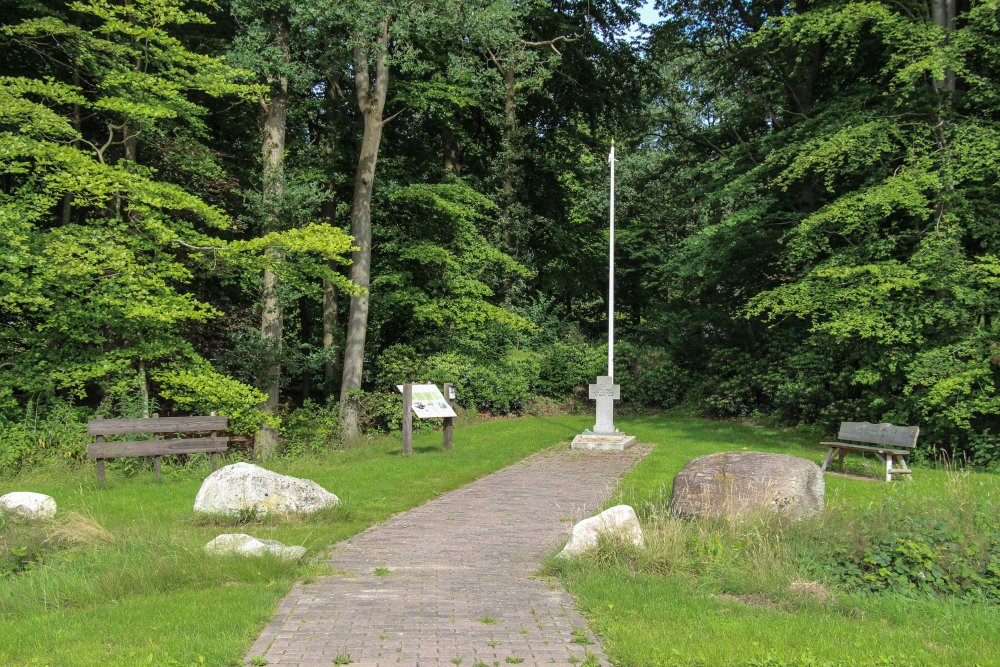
[555,467,1000,606]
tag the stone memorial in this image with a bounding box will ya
[570,141,637,452]
[571,376,636,451]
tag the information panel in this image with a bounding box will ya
[396,383,457,418]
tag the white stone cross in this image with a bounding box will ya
[589,375,621,435]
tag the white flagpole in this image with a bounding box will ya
[608,139,616,382]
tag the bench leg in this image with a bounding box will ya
[96,459,106,485]
[210,452,218,471]
[895,454,913,481]
[821,447,836,471]
[885,454,893,482]
[154,455,162,481]
[837,449,848,472]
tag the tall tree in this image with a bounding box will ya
[256,5,293,456]
[339,16,390,440]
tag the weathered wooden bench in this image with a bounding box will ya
[821,421,919,482]
[86,415,229,483]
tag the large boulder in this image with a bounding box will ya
[204,533,306,560]
[0,492,57,520]
[558,504,644,558]
[670,452,824,520]
[193,462,339,517]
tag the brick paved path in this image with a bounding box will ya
[246,446,649,666]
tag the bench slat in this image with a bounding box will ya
[837,422,919,449]
[87,416,228,436]
[87,436,229,459]
[822,442,912,456]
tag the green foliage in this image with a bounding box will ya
[626,0,1000,462]
[0,401,92,477]
[277,400,341,456]
[535,340,605,398]
[615,343,691,409]
[374,180,535,357]
[374,344,536,416]
[154,366,275,436]
[821,498,1000,601]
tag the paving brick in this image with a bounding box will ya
[246,447,649,666]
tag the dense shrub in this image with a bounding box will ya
[374,345,538,415]
[278,400,342,455]
[615,342,691,408]
[155,366,275,436]
[0,401,91,476]
[535,339,605,398]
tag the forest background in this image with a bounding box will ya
[0,0,997,473]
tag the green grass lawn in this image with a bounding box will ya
[556,415,1000,667]
[0,416,583,666]
[3,414,999,666]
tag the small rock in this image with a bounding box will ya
[670,451,824,520]
[558,504,644,558]
[193,462,339,517]
[204,533,307,560]
[0,492,57,520]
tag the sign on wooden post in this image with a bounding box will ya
[397,382,457,454]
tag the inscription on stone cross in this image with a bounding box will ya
[589,375,621,434]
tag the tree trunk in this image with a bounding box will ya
[321,76,341,388]
[501,63,516,206]
[932,0,957,91]
[256,16,291,458]
[340,20,390,440]
[930,0,960,228]
[443,123,461,175]
[323,271,339,384]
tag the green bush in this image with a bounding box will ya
[154,366,275,436]
[461,359,535,414]
[0,400,91,476]
[615,342,691,408]
[278,400,342,456]
[374,345,537,416]
[536,340,604,398]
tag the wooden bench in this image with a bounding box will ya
[821,421,919,482]
[86,415,229,483]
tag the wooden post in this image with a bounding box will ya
[209,411,218,471]
[152,412,161,480]
[94,415,106,484]
[442,383,454,451]
[402,382,413,455]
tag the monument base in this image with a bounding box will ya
[571,432,637,452]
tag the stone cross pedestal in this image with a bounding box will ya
[571,375,636,452]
